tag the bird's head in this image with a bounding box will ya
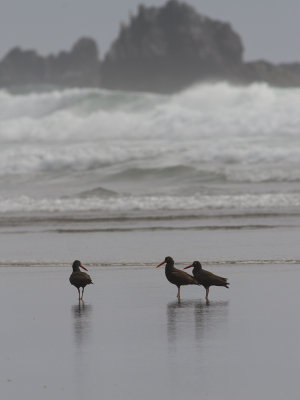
[184,261,202,270]
[156,256,174,268]
[72,260,88,272]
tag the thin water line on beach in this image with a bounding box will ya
[0,259,299,268]
[51,224,297,232]
[1,224,299,235]
[1,210,300,225]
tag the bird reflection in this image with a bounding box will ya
[167,299,229,348]
[194,300,229,343]
[167,300,195,344]
[71,302,93,400]
[72,302,93,347]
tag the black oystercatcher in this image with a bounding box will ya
[69,260,93,301]
[156,256,199,301]
[184,261,229,300]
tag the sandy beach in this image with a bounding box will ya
[0,259,300,400]
[1,192,300,400]
[1,211,300,399]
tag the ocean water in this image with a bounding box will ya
[1,83,300,400]
[0,82,300,263]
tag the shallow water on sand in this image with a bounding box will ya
[1,211,300,264]
[1,263,299,400]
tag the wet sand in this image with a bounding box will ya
[1,220,299,264]
[1,262,300,400]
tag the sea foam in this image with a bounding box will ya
[1,193,300,213]
[0,83,300,183]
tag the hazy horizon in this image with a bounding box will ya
[0,0,300,63]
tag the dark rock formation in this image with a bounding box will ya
[0,1,300,92]
[278,62,300,85]
[0,47,45,86]
[0,37,100,88]
[101,0,244,92]
[45,37,100,87]
[236,60,300,87]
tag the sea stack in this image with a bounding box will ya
[101,0,244,93]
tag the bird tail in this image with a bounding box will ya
[215,278,229,288]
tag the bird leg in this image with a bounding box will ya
[177,286,181,302]
[77,288,81,302]
[205,287,209,300]
[81,287,85,301]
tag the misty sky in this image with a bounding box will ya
[1,0,299,63]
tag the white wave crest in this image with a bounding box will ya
[0,83,300,182]
[1,193,300,213]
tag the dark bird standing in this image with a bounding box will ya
[184,261,229,300]
[156,256,199,301]
[69,260,93,301]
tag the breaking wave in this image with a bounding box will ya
[1,192,300,213]
[1,82,300,215]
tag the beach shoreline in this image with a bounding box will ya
[0,211,299,264]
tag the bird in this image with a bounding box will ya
[69,260,93,301]
[184,261,229,301]
[156,256,199,301]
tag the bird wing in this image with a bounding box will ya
[170,269,198,286]
[70,272,93,286]
[195,269,228,286]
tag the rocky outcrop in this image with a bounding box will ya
[0,37,100,88]
[278,62,300,85]
[236,60,300,87]
[0,1,300,92]
[101,0,244,92]
[0,47,45,87]
[44,38,100,86]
